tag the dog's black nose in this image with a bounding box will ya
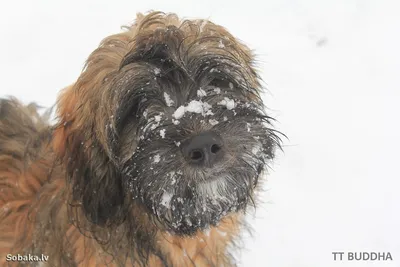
[181,131,224,167]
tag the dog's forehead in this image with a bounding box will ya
[121,12,254,73]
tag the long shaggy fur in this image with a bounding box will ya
[0,12,283,266]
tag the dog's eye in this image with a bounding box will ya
[208,79,230,88]
[209,79,236,93]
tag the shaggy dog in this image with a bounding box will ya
[0,11,282,267]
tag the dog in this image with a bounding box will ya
[0,11,282,267]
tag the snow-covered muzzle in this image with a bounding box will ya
[116,81,279,235]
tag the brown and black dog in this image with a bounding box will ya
[0,11,282,267]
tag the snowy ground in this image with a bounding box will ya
[1,0,399,266]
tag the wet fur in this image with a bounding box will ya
[0,12,282,267]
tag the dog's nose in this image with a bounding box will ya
[181,131,224,167]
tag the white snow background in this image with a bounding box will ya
[1,0,399,266]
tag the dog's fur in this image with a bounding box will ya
[0,12,282,266]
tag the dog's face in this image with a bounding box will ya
[56,12,281,236]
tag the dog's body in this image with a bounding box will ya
[0,12,281,266]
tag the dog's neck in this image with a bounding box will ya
[61,204,242,266]
[151,214,241,267]
[70,206,243,266]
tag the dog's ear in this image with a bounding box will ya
[54,85,127,227]
[80,159,126,226]
[65,138,127,227]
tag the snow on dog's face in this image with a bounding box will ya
[122,97,277,234]
[108,22,282,236]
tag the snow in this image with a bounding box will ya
[150,123,159,130]
[172,100,212,119]
[163,92,174,107]
[2,2,399,267]
[161,191,173,208]
[154,115,162,122]
[152,154,160,163]
[197,88,207,97]
[159,129,166,139]
[246,123,251,132]
[218,97,235,110]
[209,119,219,126]
[186,100,204,113]
[154,67,161,75]
[205,110,214,116]
[172,106,185,119]
[213,87,221,94]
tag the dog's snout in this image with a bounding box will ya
[181,131,224,167]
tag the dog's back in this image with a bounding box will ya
[0,98,53,263]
